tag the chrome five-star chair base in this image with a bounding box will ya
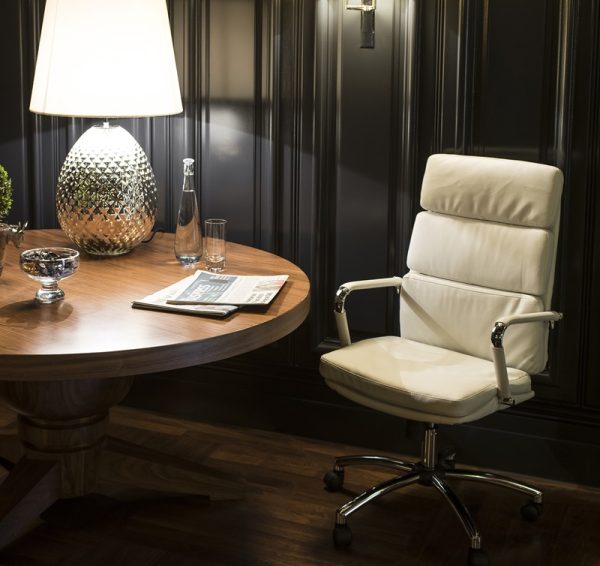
[324,423,542,566]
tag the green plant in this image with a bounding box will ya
[0,164,13,221]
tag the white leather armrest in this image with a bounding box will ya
[334,276,403,347]
[340,277,403,294]
[495,311,563,328]
[491,310,563,404]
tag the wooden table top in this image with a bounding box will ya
[0,230,310,381]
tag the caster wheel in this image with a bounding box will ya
[467,548,488,566]
[333,523,352,548]
[521,500,543,522]
[324,469,344,492]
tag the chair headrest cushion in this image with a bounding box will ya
[421,154,563,228]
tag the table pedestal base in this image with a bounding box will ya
[0,377,243,550]
[19,412,109,497]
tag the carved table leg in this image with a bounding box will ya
[98,435,243,501]
[0,457,60,549]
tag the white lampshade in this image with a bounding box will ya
[30,0,183,118]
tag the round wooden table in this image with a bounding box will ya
[0,229,310,548]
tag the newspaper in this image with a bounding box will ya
[132,272,238,317]
[166,270,289,306]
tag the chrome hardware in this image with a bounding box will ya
[445,469,543,503]
[431,475,482,549]
[334,454,413,473]
[346,0,376,48]
[336,470,420,521]
[333,277,402,315]
[325,424,545,554]
[551,313,563,329]
[491,312,562,403]
[345,0,375,11]
[422,423,438,470]
[491,321,507,348]
[334,286,351,314]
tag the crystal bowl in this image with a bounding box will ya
[20,247,80,304]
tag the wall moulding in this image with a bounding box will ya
[1,0,599,485]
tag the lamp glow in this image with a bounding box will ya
[30,0,183,255]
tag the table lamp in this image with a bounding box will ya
[29,0,183,256]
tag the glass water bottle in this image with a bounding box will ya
[174,158,202,265]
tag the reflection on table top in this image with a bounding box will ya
[0,230,310,381]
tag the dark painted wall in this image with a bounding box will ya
[1,0,599,486]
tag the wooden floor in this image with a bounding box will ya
[1,406,600,566]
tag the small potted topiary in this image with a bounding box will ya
[0,164,26,276]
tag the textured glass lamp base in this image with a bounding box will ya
[56,124,157,256]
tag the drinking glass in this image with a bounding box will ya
[204,219,227,272]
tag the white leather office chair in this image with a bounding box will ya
[319,154,563,566]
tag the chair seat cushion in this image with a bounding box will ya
[320,336,532,424]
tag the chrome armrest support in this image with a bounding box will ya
[334,277,403,347]
[491,311,563,405]
[334,286,352,314]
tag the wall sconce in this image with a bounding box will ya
[346,0,376,49]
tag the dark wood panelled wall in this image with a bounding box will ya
[1,0,599,486]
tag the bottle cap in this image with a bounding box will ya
[183,158,194,175]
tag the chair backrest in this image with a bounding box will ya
[400,154,563,374]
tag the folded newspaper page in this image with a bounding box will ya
[166,270,289,306]
[132,272,238,317]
